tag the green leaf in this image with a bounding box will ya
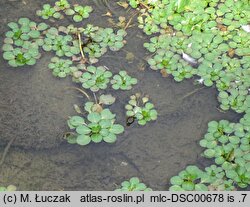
[91,134,103,143]
[169,185,183,191]
[135,183,146,191]
[69,116,85,127]
[76,134,91,145]
[103,133,117,143]
[101,109,115,119]
[130,177,140,185]
[195,184,208,191]
[176,0,191,13]
[170,176,183,185]
[76,125,91,135]
[73,15,83,22]
[109,124,124,134]
[182,181,195,191]
[87,112,101,123]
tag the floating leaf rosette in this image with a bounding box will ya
[36,1,93,22]
[67,102,124,145]
[48,57,79,78]
[73,5,93,22]
[79,66,113,92]
[125,93,158,126]
[111,70,138,90]
[169,165,236,191]
[2,18,48,67]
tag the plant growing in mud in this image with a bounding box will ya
[67,101,124,145]
[125,93,157,126]
[115,177,152,191]
[111,70,138,90]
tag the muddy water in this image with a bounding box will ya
[0,0,241,190]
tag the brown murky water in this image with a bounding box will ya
[0,0,241,190]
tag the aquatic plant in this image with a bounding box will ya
[2,18,48,67]
[125,93,157,126]
[36,1,93,22]
[3,43,40,67]
[199,119,250,188]
[111,71,138,90]
[42,27,80,57]
[48,57,79,78]
[83,28,127,63]
[73,5,93,22]
[0,185,17,192]
[169,165,236,191]
[170,165,209,191]
[115,177,152,191]
[36,4,59,19]
[67,102,124,145]
[78,66,113,92]
[125,0,250,191]
[55,0,71,11]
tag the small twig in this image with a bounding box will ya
[77,33,85,60]
[65,87,90,100]
[93,92,98,104]
[140,2,150,10]
[0,137,16,167]
[181,87,205,100]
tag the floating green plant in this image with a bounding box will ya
[73,5,93,22]
[36,4,59,19]
[2,18,48,67]
[83,28,127,63]
[67,102,124,145]
[42,27,80,57]
[170,165,209,191]
[36,1,93,22]
[3,43,40,67]
[79,66,113,92]
[125,0,250,191]
[48,57,79,78]
[169,165,236,191]
[55,0,71,11]
[111,70,138,90]
[125,93,157,126]
[199,119,250,188]
[115,177,152,191]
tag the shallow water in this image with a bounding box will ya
[0,0,242,190]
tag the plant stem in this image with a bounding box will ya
[65,87,90,100]
[78,32,85,60]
